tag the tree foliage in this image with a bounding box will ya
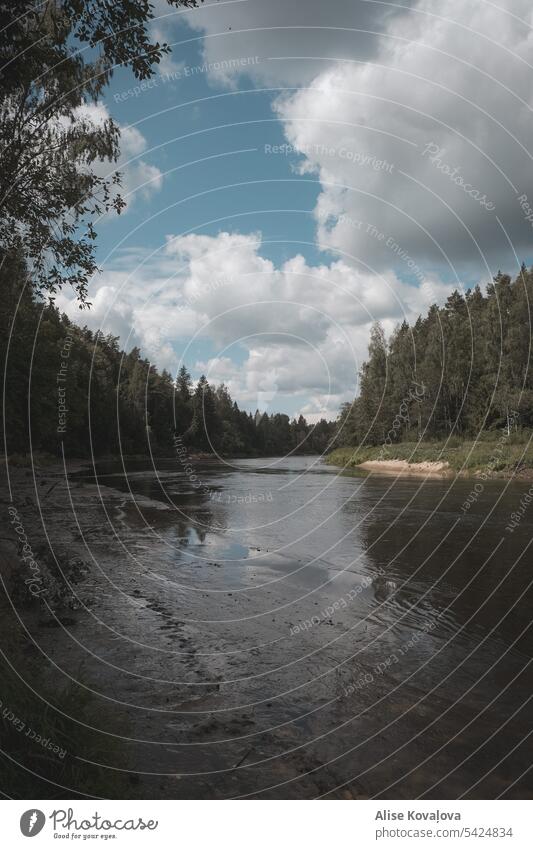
[1,261,335,458]
[0,0,199,300]
[338,269,533,447]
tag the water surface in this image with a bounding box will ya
[33,454,533,798]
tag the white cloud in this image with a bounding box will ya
[59,284,140,349]
[179,0,412,86]
[274,0,533,271]
[70,1,533,411]
[57,230,455,411]
[73,102,163,207]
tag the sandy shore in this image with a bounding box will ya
[357,459,452,476]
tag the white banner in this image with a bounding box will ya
[0,800,531,848]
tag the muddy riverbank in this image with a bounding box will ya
[1,455,532,798]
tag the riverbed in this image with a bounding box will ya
[2,454,532,798]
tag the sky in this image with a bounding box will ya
[57,0,533,422]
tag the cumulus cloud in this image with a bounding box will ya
[274,0,533,272]
[69,1,530,413]
[57,230,455,414]
[74,102,163,206]
[179,0,413,86]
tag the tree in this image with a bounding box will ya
[1,256,333,459]
[336,265,533,448]
[176,365,193,403]
[0,0,200,301]
[358,322,389,444]
[290,414,308,451]
[309,418,335,454]
[188,376,219,451]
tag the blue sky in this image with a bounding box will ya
[58,0,533,421]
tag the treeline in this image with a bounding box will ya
[338,268,533,446]
[0,265,334,458]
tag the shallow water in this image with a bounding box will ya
[23,455,533,797]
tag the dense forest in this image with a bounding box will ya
[4,261,533,460]
[0,259,335,459]
[338,267,533,447]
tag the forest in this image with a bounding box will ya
[338,268,533,447]
[3,260,533,461]
[0,256,335,459]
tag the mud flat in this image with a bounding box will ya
[0,459,377,798]
[1,455,531,799]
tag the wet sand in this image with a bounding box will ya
[1,456,532,799]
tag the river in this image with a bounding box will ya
[18,454,533,798]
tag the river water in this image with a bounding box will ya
[28,455,533,798]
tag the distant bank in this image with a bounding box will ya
[326,439,533,479]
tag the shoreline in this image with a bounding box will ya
[0,456,375,799]
[326,441,533,480]
[4,448,533,481]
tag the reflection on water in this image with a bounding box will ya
[61,454,533,798]
[175,526,250,562]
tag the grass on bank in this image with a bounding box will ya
[327,434,533,474]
